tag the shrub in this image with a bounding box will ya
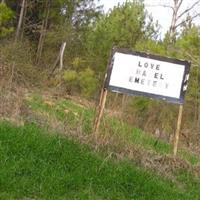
[0,3,14,38]
[63,70,78,93]
[79,68,97,98]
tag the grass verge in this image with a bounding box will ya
[1,122,200,200]
[25,94,200,165]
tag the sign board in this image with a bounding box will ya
[105,48,191,104]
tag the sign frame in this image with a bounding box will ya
[105,48,191,104]
[94,48,191,156]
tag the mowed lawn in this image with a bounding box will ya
[0,122,199,200]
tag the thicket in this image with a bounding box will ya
[0,0,200,150]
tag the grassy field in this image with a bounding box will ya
[0,122,200,200]
[25,94,200,165]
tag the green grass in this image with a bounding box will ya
[102,117,172,154]
[102,118,200,164]
[0,122,200,200]
[26,94,94,134]
[25,94,200,165]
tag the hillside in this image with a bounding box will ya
[0,122,200,200]
[1,0,200,199]
[1,92,200,199]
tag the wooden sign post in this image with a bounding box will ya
[93,48,190,155]
[93,88,108,138]
[173,105,183,156]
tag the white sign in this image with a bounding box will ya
[106,49,190,104]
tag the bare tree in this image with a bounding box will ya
[146,0,200,43]
[169,0,200,43]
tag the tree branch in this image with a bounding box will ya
[145,4,174,12]
[177,0,184,10]
[175,13,200,29]
[177,0,200,20]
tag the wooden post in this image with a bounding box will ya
[93,88,108,138]
[93,48,113,138]
[173,105,183,156]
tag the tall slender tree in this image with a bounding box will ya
[15,0,26,42]
[36,0,51,63]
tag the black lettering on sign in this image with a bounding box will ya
[142,70,147,77]
[137,61,161,70]
[154,73,164,80]
[153,81,157,87]
[136,69,141,75]
[138,61,142,67]
[151,63,154,69]
[141,79,145,85]
[144,63,148,68]
[135,77,140,83]
[129,76,134,82]
[156,65,160,70]
[154,73,159,79]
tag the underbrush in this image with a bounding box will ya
[0,40,44,86]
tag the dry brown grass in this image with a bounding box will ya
[19,103,198,181]
[0,85,26,126]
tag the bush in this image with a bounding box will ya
[63,69,78,93]
[79,68,97,98]
[0,3,14,38]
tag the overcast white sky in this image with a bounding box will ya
[96,0,200,37]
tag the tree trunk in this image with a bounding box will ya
[169,0,181,43]
[59,42,66,71]
[36,0,50,64]
[48,42,67,79]
[1,0,5,3]
[15,0,26,42]
[36,20,45,63]
[20,0,28,40]
[168,0,200,44]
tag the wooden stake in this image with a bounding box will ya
[93,48,113,138]
[93,88,108,138]
[173,105,183,156]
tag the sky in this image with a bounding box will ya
[96,0,200,37]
